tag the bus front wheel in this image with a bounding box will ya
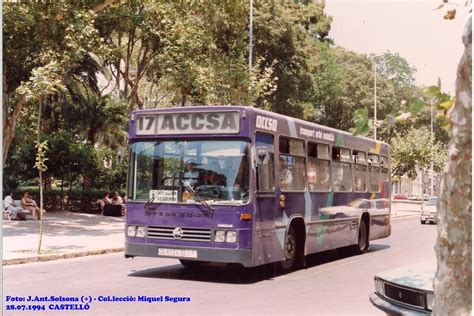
[280,225,297,272]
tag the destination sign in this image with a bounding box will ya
[150,190,178,203]
[136,111,241,135]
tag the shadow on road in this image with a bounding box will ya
[128,263,268,284]
[128,243,391,284]
[3,212,124,238]
[366,243,391,253]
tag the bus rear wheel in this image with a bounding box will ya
[280,225,297,272]
[352,219,369,255]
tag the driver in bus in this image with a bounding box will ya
[184,160,201,188]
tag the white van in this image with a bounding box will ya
[420,197,438,224]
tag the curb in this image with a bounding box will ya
[391,200,424,205]
[3,247,124,266]
[391,214,419,220]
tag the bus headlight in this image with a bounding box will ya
[426,292,434,311]
[226,231,237,243]
[215,230,226,242]
[127,226,137,237]
[136,226,146,238]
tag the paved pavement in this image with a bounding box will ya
[2,202,420,266]
[2,212,125,265]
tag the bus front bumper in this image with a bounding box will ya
[125,241,253,267]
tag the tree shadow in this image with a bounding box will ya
[3,212,124,237]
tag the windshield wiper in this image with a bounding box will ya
[181,181,215,215]
[144,193,156,210]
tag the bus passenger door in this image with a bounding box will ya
[253,132,280,266]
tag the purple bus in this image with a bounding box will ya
[125,106,391,270]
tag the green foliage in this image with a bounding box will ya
[373,52,417,87]
[10,188,106,212]
[4,1,107,94]
[3,128,37,188]
[4,0,457,197]
[251,0,320,117]
[424,82,455,133]
[34,141,49,172]
[408,98,425,116]
[350,108,372,136]
[93,147,128,191]
[61,81,129,147]
[313,48,375,131]
[391,128,447,179]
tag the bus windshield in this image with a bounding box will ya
[129,140,250,205]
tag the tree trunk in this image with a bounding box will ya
[434,17,471,315]
[87,126,98,145]
[37,101,45,254]
[60,175,65,211]
[3,94,26,164]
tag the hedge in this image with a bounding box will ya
[7,189,117,213]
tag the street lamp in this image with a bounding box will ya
[371,53,384,140]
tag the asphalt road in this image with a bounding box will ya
[3,217,437,316]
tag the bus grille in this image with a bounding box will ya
[147,226,211,242]
[384,283,425,309]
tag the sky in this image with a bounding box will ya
[325,0,470,94]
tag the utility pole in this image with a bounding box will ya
[430,99,434,196]
[374,60,377,140]
[419,164,424,212]
[372,53,384,140]
[248,0,254,69]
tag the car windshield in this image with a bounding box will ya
[349,199,370,209]
[128,140,250,205]
[427,197,438,206]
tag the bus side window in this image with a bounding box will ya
[332,147,352,192]
[308,143,331,192]
[279,137,306,191]
[256,132,275,191]
[381,155,389,182]
[352,150,367,192]
[368,154,381,192]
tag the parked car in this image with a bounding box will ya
[420,197,438,224]
[393,194,408,200]
[370,262,435,315]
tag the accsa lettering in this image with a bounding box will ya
[159,113,238,132]
[256,115,277,132]
[136,111,240,135]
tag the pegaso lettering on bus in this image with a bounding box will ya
[136,112,241,135]
[299,127,335,142]
[256,115,277,132]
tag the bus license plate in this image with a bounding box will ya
[158,248,197,258]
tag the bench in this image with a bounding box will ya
[103,204,123,217]
[2,200,32,221]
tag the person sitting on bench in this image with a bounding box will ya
[21,191,41,220]
[4,192,27,220]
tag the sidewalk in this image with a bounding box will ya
[2,211,125,265]
[390,201,422,217]
[2,205,419,266]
